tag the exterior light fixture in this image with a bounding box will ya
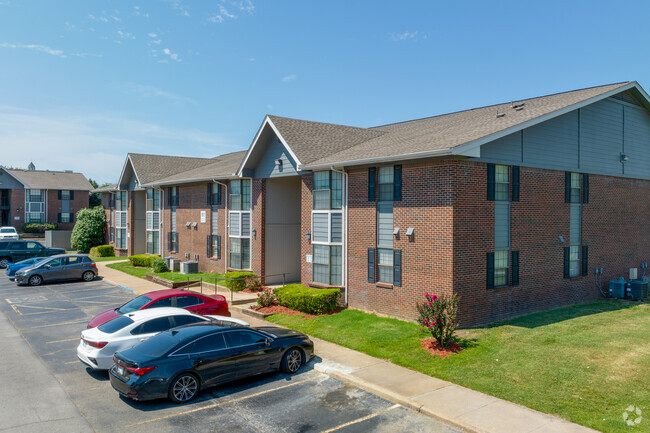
[621,153,629,163]
[252,229,257,238]
[306,232,311,240]
[274,158,282,167]
[393,227,400,236]
[558,235,564,243]
[406,228,414,238]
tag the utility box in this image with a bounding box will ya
[609,280,627,299]
[629,268,638,280]
[628,280,648,300]
[164,256,176,267]
[169,259,181,272]
[180,261,198,274]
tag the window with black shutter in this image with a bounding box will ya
[511,166,520,202]
[581,245,588,276]
[368,168,376,202]
[487,163,495,201]
[486,252,495,290]
[368,248,375,283]
[511,250,519,286]
[393,249,401,286]
[393,165,402,201]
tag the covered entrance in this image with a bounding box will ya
[264,177,301,285]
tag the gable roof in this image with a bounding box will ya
[122,153,218,187]
[141,151,247,186]
[91,184,117,193]
[257,82,645,170]
[8,169,93,190]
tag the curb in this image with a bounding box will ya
[240,307,274,319]
[313,364,478,433]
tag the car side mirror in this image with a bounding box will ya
[44,265,51,269]
[265,338,271,347]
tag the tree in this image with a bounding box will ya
[71,206,106,253]
[88,178,110,208]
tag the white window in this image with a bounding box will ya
[114,192,128,249]
[25,189,45,223]
[495,165,509,201]
[378,166,394,202]
[569,172,581,204]
[229,180,252,269]
[569,203,581,277]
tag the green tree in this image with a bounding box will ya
[88,178,109,208]
[71,206,106,253]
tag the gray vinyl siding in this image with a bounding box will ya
[570,204,581,245]
[230,213,240,236]
[474,94,650,180]
[377,202,393,248]
[494,203,510,249]
[579,99,623,176]
[254,137,299,179]
[312,213,329,243]
[331,213,343,243]
[623,105,650,177]
[0,169,24,188]
[241,213,251,236]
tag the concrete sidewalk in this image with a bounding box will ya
[229,306,598,433]
[95,264,597,433]
[95,260,257,304]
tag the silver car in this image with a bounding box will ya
[15,254,98,286]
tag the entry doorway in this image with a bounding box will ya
[264,177,301,285]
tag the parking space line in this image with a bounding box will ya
[319,404,400,433]
[47,337,80,344]
[124,378,314,428]
[22,320,87,330]
[64,360,78,364]
[10,304,22,315]
[14,304,73,312]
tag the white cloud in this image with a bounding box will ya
[122,82,195,105]
[208,14,224,23]
[282,74,297,83]
[390,31,427,42]
[162,48,181,62]
[219,4,236,19]
[0,42,66,58]
[148,32,157,38]
[208,1,254,23]
[116,30,135,40]
[230,0,254,14]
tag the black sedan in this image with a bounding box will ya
[110,323,314,403]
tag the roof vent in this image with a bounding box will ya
[511,102,525,111]
[27,162,35,171]
[65,170,73,173]
[496,110,506,118]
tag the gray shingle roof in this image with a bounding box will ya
[8,170,93,190]
[270,82,633,168]
[141,151,247,186]
[127,153,217,186]
[91,184,117,193]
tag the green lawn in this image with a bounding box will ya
[89,256,129,262]
[267,300,649,433]
[106,261,223,282]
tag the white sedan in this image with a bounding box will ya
[0,227,19,240]
[76,307,249,370]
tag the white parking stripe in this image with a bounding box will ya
[319,404,400,433]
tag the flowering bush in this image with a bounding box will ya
[256,287,276,308]
[246,278,262,292]
[416,292,459,348]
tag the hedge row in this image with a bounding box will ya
[224,271,257,291]
[274,284,340,315]
[128,254,159,267]
[89,245,114,257]
[22,223,57,233]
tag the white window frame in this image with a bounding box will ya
[311,210,343,246]
[228,179,252,270]
[25,189,45,223]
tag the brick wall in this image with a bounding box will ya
[8,189,24,230]
[46,189,89,230]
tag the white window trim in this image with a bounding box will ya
[311,210,343,246]
[24,189,45,223]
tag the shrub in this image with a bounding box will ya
[22,222,57,233]
[256,287,276,308]
[128,254,158,267]
[71,206,106,253]
[246,278,262,292]
[274,284,340,315]
[89,245,114,257]
[224,271,257,291]
[151,257,169,273]
[416,292,459,349]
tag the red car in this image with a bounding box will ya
[87,289,230,328]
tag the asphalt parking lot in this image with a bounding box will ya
[0,274,461,433]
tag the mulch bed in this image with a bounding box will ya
[420,338,463,358]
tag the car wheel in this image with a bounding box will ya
[0,258,8,269]
[28,275,42,286]
[169,373,199,404]
[281,347,303,374]
[82,271,95,282]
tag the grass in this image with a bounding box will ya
[106,261,224,283]
[88,256,129,262]
[267,300,649,433]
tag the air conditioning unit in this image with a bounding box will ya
[628,280,648,300]
[180,261,198,274]
[168,258,181,272]
[609,280,627,299]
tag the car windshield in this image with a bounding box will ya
[97,316,134,334]
[132,331,180,357]
[17,257,45,265]
[1,228,16,233]
[117,295,152,314]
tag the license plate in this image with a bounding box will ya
[116,366,124,375]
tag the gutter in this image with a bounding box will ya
[302,148,453,171]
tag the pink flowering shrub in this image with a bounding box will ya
[256,288,276,308]
[416,292,459,348]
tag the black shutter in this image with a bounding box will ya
[487,164,495,201]
[216,184,222,205]
[167,187,172,206]
[216,235,222,259]
[393,165,402,201]
[563,247,570,278]
[583,174,589,204]
[486,252,495,289]
[511,250,520,286]
[581,245,588,276]
[368,248,375,283]
[207,183,212,206]
[57,213,61,223]
[70,190,74,200]
[207,235,211,258]
[167,232,171,251]
[512,166,520,202]
[70,213,74,223]
[57,190,62,200]
[393,249,402,286]
[565,172,571,203]
[175,187,179,206]
[368,168,376,202]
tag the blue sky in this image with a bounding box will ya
[0,0,648,183]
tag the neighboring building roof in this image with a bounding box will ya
[126,153,218,186]
[265,82,642,169]
[91,184,117,193]
[141,151,247,186]
[8,169,93,190]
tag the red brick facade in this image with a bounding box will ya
[5,189,89,231]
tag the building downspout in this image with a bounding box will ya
[213,180,229,274]
[153,186,164,256]
[330,166,348,306]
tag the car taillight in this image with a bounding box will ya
[125,366,157,376]
[83,338,107,348]
[91,263,97,268]
[213,295,226,302]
